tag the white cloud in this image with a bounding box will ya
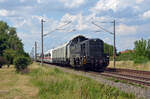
[0,9,16,17]
[141,10,150,19]
[20,0,25,3]
[90,0,142,14]
[117,37,137,51]
[0,0,6,3]
[91,0,120,12]
[37,0,42,3]
[136,0,144,4]
[117,24,137,35]
[59,0,85,8]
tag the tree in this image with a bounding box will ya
[0,33,8,56]
[134,39,147,57]
[0,20,31,68]
[104,43,113,56]
[134,38,150,63]
[0,21,9,34]
[3,49,16,67]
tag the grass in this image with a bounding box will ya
[29,63,136,99]
[108,61,150,71]
[0,65,38,99]
[0,63,137,99]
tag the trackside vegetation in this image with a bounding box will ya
[0,21,31,70]
[13,56,32,71]
[105,38,150,64]
[28,63,136,99]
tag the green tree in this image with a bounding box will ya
[134,38,150,63]
[104,43,113,56]
[3,49,16,67]
[0,20,31,68]
[0,21,9,34]
[0,33,8,56]
[134,39,147,57]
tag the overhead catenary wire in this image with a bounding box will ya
[43,21,72,37]
[91,21,113,35]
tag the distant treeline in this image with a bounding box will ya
[0,21,31,70]
[104,39,150,64]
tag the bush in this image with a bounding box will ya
[0,56,7,68]
[13,56,31,71]
[134,56,149,64]
[116,52,134,61]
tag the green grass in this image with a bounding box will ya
[29,64,136,99]
[108,61,150,71]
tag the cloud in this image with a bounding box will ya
[117,24,137,35]
[141,10,150,19]
[117,37,138,51]
[0,9,16,17]
[90,0,120,13]
[20,0,25,3]
[90,0,144,14]
[60,13,89,31]
[136,0,144,4]
[0,0,149,53]
[0,0,6,3]
[59,0,85,8]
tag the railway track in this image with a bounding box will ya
[98,68,150,87]
[38,61,150,87]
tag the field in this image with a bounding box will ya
[0,63,137,99]
[108,61,150,71]
[0,65,38,99]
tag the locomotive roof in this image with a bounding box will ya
[70,35,88,41]
[69,35,88,44]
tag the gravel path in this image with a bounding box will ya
[44,63,150,99]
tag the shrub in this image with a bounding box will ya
[13,56,31,71]
[0,56,7,68]
[134,56,149,64]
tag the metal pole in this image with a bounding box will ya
[41,19,44,66]
[113,20,116,68]
[35,41,37,61]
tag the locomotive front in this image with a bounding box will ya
[81,39,109,70]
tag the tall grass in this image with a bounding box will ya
[29,65,136,99]
[108,61,150,71]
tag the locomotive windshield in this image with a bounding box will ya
[89,39,104,57]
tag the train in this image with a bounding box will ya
[38,35,109,70]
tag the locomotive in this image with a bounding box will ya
[42,35,109,70]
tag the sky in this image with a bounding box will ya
[0,0,150,54]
